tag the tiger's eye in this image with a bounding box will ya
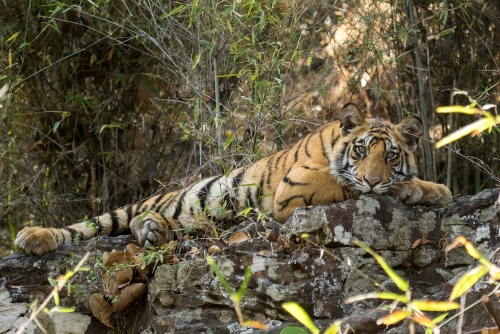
[386,152,398,159]
[356,146,366,154]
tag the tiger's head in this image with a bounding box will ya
[330,103,423,195]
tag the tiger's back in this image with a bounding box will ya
[15,104,452,255]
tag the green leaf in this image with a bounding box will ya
[234,207,253,218]
[51,306,75,313]
[188,0,198,28]
[206,256,235,296]
[282,302,319,334]
[52,121,61,133]
[449,264,489,301]
[410,300,459,312]
[223,132,235,149]
[354,239,409,292]
[166,4,186,17]
[135,210,151,225]
[194,99,199,124]
[280,327,308,334]
[234,266,252,303]
[5,32,19,44]
[191,52,201,71]
[345,292,408,304]
[432,313,449,324]
[324,320,342,334]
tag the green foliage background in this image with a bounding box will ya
[1,0,499,249]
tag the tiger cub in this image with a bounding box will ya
[15,103,451,255]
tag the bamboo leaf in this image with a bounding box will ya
[410,300,459,311]
[449,265,489,301]
[206,256,235,296]
[166,4,186,17]
[282,302,320,334]
[280,327,308,334]
[445,236,492,268]
[436,105,482,115]
[376,310,411,325]
[324,320,342,334]
[432,313,449,324]
[354,239,409,292]
[435,117,496,148]
[345,292,408,304]
[413,315,435,328]
[234,266,252,303]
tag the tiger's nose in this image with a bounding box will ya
[364,175,381,187]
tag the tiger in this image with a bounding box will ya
[15,103,452,256]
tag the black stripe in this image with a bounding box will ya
[223,192,238,215]
[319,129,328,159]
[157,193,177,215]
[294,140,303,162]
[65,227,77,240]
[246,188,257,210]
[277,195,306,209]
[126,204,133,226]
[258,173,265,206]
[274,150,287,169]
[301,165,318,171]
[198,176,222,211]
[283,175,308,186]
[403,151,410,174]
[305,192,316,206]
[232,169,246,189]
[172,190,188,220]
[135,198,144,214]
[153,192,169,209]
[304,134,313,158]
[110,211,120,236]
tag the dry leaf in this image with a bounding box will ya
[208,245,222,255]
[266,229,277,242]
[112,283,147,313]
[89,294,113,328]
[243,320,269,330]
[102,267,133,294]
[125,243,142,258]
[105,250,132,266]
[188,246,200,255]
[228,231,249,245]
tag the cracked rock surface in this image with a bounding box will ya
[1,189,500,334]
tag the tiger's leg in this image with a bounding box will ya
[273,165,352,222]
[391,178,452,205]
[15,226,73,256]
[129,211,182,249]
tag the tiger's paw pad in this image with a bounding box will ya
[130,212,169,250]
[15,227,58,256]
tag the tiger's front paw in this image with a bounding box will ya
[392,179,452,206]
[15,227,58,256]
[130,212,180,249]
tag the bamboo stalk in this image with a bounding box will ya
[213,57,223,160]
[407,0,435,182]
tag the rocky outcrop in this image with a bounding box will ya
[1,189,499,334]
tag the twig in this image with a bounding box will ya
[457,293,467,334]
[482,295,500,329]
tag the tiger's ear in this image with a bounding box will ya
[396,116,423,151]
[339,103,365,136]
